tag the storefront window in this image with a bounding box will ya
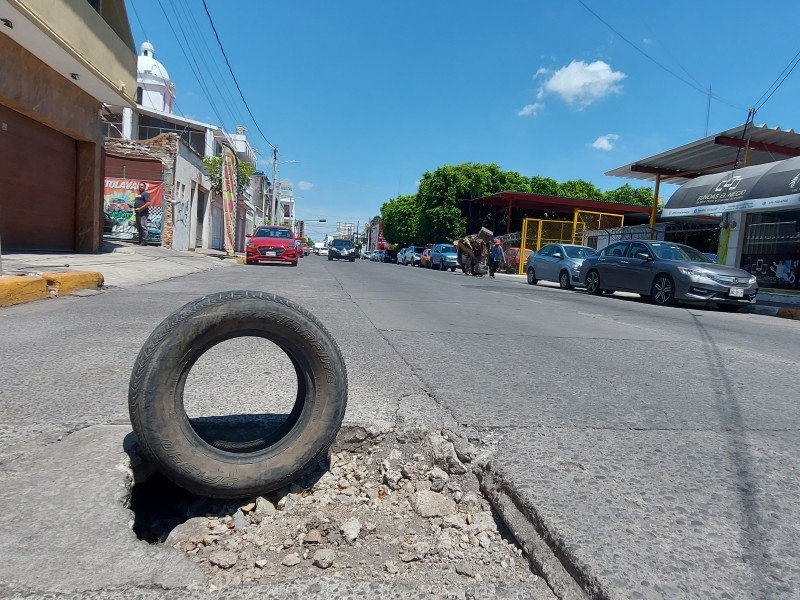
[740,210,800,291]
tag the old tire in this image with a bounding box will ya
[128,290,348,499]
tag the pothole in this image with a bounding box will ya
[129,429,549,597]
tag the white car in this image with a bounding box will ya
[319,248,329,256]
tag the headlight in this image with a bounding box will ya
[571,263,581,271]
[749,276,757,285]
[677,266,712,279]
[246,241,256,248]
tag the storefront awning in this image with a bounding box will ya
[663,156,800,217]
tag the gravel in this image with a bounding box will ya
[138,430,543,597]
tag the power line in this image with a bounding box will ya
[575,0,744,111]
[201,0,274,149]
[753,49,800,111]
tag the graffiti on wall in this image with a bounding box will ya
[104,178,164,242]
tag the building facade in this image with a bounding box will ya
[0,0,137,252]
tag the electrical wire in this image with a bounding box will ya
[753,49,800,111]
[575,0,744,110]
[201,0,274,149]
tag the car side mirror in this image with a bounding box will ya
[552,252,562,259]
[635,252,652,261]
[245,233,252,238]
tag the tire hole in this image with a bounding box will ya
[181,336,301,453]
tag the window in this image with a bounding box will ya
[538,245,553,257]
[627,242,651,259]
[605,243,628,257]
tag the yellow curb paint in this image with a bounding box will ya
[0,275,48,307]
[42,272,104,296]
[777,308,800,320]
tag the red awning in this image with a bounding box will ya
[472,192,653,216]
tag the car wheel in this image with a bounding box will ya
[585,270,602,295]
[651,274,676,306]
[527,268,538,285]
[128,291,347,498]
[291,261,298,267]
[246,259,255,265]
[559,270,573,290]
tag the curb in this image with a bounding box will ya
[0,271,104,307]
[742,304,800,320]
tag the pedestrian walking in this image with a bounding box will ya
[489,239,506,278]
[133,182,152,246]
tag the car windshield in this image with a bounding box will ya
[650,243,711,262]
[331,240,353,249]
[438,245,455,253]
[254,228,291,238]
[564,246,596,259]
[412,246,426,253]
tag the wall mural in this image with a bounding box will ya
[104,178,164,243]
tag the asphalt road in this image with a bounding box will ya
[1,255,798,599]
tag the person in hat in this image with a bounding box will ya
[489,239,506,278]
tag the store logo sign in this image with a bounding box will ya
[714,175,742,192]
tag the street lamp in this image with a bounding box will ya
[269,146,300,225]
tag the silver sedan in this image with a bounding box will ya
[578,240,758,310]
[526,243,596,289]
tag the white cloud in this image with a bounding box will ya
[590,133,620,151]
[536,60,626,108]
[298,181,314,191]
[518,102,544,117]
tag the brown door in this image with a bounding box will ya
[0,103,77,250]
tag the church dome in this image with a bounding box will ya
[137,41,171,85]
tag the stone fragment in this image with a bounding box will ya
[459,492,482,509]
[384,469,403,490]
[428,432,468,475]
[340,517,362,543]
[478,531,492,548]
[233,510,249,530]
[441,514,467,530]
[399,541,431,562]
[443,429,476,463]
[255,497,276,518]
[281,553,301,567]
[313,548,335,569]
[255,559,269,568]
[410,491,457,518]
[470,511,497,534]
[384,560,399,574]
[240,502,256,513]
[165,517,210,547]
[208,550,238,569]
[303,529,323,544]
[455,560,476,578]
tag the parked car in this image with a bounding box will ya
[361,250,373,260]
[430,243,459,271]
[371,250,385,262]
[526,244,596,289]
[319,247,329,256]
[328,238,356,261]
[578,240,758,310]
[419,248,433,268]
[506,247,534,269]
[396,247,409,264]
[245,225,299,266]
[402,245,427,266]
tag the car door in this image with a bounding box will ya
[596,242,629,288]
[534,245,555,280]
[619,241,655,293]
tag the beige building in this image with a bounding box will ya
[0,0,137,252]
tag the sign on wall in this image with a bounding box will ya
[103,178,163,241]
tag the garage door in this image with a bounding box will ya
[0,103,76,250]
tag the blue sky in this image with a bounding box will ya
[125,0,800,241]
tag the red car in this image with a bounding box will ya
[245,226,299,266]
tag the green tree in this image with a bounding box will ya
[557,179,604,200]
[381,194,420,247]
[603,183,656,206]
[530,175,560,196]
[416,163,530,242]
[202,155,255,197]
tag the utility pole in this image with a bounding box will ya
[270,145,278,225]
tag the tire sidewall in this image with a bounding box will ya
[129,291,347,497]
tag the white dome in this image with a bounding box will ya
[137,41,170,85]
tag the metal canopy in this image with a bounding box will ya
[606,124,800,185]
[473,192,652,217]
[663,155,800,217]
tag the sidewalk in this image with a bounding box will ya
[0,242,239,305]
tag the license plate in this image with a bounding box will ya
[729,287,744,297]
[265,251,277,257]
